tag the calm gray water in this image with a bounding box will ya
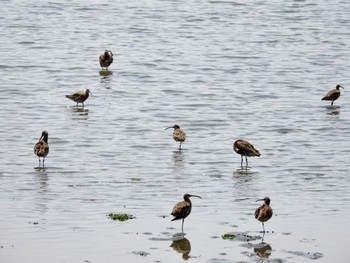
[1,0,350,262]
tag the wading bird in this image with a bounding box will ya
[171,194,201,233]
[65,88,92,107]
[322,84,344,106]
[99,50,113,70]
[255,197,273,233]
[34,130,49,167]
[165,124,186,150]
[233,139,261,168]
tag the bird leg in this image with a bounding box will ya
[262,222,265,233]
[331,101,334,106]
[38,158,41,167]
[43,158,45,167]
[245,156,248,168]
[240,155,243,167]
[181,218,184,233]
[179,142,182,151]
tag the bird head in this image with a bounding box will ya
[40,130,49,141]
[256,197,270,205]
[184,193,202,200]
[336,84,344,90]
[86,88,92,95]
[165,124,180,130]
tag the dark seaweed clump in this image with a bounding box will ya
[108,213,135,221]
[221,233,236,240]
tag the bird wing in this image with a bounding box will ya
[171,201,191,220]
[255,204,273,222]
[235,140,260,156]
[322,89,340,101]
[34,141,49,157]
[254,206,261,219]
[173,129,186,142]
[66,90,86,102]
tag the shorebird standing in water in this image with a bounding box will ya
[65,88,92,108]
[165,124,186,150]
[255,197,273,233]
[322,84,344,106]
[99,50,113,70]
[233,139,261,168]
[171,194,202,233]
[34,130,49,167]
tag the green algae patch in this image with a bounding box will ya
[222,233,236,240]
[108,213,135,221]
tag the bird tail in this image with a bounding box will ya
[252,149,261,157]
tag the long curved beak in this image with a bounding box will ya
[256,199,264,202]
[190,195,202,199]
[88,90,93,95]
[165,126,172,130]
[340,86,344,89]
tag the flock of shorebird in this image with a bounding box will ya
[33,51,343,233]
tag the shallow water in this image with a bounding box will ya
[1,0,350,262]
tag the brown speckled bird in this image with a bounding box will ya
[322,84,344,106]
[165,124,186,150]
[171,194,201,233]
[34,130,49,167]
[255,197,273,233]
[65,88,92,107]
[233,139,261,168]
[99,50,113,70]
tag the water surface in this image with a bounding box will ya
[1,0,350,262]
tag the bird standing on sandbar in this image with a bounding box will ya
[165,124,186,150]
[65,88,92,108]
[34,130,49,167]
[233,139,261,168]
[322,84,344,106]
[255,197,273,233]
[171,194,201,233]
[99,50,113,70]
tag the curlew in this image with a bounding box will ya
[165,124,186,150]
[322,84,344,106]
[255,197,273,233]
[65,88,92,108]
[99,50,113,70]
[171,194,201,233]
[34,130,49,167]
[233,139,261,168]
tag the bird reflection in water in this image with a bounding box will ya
[170,237,191,260]
[99,70,113,77]
[254,242,272,258]
[172,150,185,167]
[325,105,340,116]
[72,107,89,114]
[99,70,113,89]
[70,107,89,120]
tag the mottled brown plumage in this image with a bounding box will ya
[165,124,186,150]
[233,139,261,168]
[322,84,343,106]
[255,197,273,233]
[171,194,201,232]
[65,88,92,107]
[99,50,113,70]
[34,130,49,167]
